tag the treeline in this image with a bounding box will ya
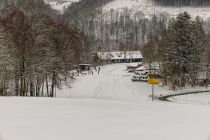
[63,7,169,52]
[153,0,210,6]
[63,2,210,57]
[63,0,114,25]
[0,0,58,16]
[0,4,83,96]
[143,12,210,88]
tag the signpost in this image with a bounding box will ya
[148,79,159,101]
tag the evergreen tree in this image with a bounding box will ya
[164,12,203,86]
[189,16,206,86]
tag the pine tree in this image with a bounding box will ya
[164,12,197,86]
[188,16,206,86]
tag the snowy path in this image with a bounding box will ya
[58,64,167,101]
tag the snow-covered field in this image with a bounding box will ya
[44,0,80,13]
[0,97,210,140]
[0,63,210,140]
[103,0,210,19]
[170,92,210,104]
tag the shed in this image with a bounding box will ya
[79,64,91,73]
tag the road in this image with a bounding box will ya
[58,63,166,101]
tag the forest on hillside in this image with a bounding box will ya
[0,0,58,16]
[62,0,210,88]
[63,4,210,54]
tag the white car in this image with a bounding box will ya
[140,71,149,81]
[131,74,141,82]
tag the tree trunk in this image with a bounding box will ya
[46,76,49,97]
[51,72,56,97]
[30,76,34,96]
[15,74,19,96]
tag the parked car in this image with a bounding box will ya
[131,74,141,82]
[140,76,149,82]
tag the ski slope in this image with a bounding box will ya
[0,64,210,140]
[103,0,210,19]
[0,97,210,140]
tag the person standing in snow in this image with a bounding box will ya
[98,67,100,74]
[94,65,97,72]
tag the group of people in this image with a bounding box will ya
[92,66,100,75]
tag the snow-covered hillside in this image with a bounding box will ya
[44,0,210,19]
[103,0,210,19]
[44,0,80,13]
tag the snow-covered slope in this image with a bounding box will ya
[1,97,210,140]
[44,0,210,19]
[0,97,210,140]
[103,0,210,19]
[0,63,210,140]
[44,0,80,13]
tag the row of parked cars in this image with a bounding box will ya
[127,63,160,82]
[132,71,149,82]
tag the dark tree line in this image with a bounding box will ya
[0,5,83,96]
[63,6,169,54]
[0,0,58,16]
[63,0,114,25]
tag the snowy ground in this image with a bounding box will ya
[103,0,210,19]
[58,63,210,102]
[58,63,168,101]
[170,92,210,104]
[0,63,210,140]
[0,97,210,140]
[44,0,80,13]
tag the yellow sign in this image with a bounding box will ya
[148,79,159,85]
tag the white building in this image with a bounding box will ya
[94,51,143,64]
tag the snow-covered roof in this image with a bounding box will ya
[97,51,143,60]
[79,64,91,66]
